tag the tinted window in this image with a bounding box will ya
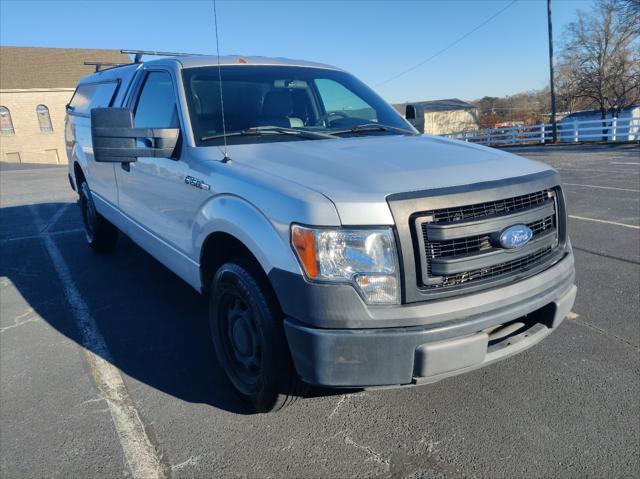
[134,72,179,128]
[69,82,118,115]
[91,83,119,109]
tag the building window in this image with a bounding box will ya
[36,104,53,132]
[0,106,15,135]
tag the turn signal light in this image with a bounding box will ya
[291,225,318,278]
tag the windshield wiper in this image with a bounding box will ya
[201,126,336,142]
[331,123,417,137]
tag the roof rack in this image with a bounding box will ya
[84,61,130,73]
[120,49,202,63]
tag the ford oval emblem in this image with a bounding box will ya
[499,225,533,249]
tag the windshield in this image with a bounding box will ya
[182,65,416,146]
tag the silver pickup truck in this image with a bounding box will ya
[65,53,576,412]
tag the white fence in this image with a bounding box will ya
[441,116,640,146]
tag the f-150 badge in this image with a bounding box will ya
[184,176,211,191]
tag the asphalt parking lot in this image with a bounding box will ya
[1,143,638,478]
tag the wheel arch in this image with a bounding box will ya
[201,232,260,293]
[194,194,301,295]
[68,136,89,191]
[74,161,86,189]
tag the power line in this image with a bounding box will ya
[375,0,518,88]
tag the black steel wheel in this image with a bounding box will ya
[79,181,118,253]
[217,289,262,395]
[209,261,306,412]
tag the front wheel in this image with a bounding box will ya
[209,261,306,412]
[79,181,118,253]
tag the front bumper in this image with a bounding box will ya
[282,252,576,387]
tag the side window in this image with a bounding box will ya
[69,82,118,115]
[315,78,377,122]
[0,106,15,135]
[134,72,179,128]
[36,104,53,132]
[69,84,94,114]
[90,83,119,109]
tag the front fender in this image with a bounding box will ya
[192,194,302,279]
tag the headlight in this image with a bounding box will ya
[291,225,400,304]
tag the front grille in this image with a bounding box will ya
[430,189,550,224]
[415,188,561,292]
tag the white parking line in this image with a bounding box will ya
[568,214,640,230]
[40,203,72,233]
[28,205,166,479]
[562,183,640,193]
[611,162,640,165]
[0,228,83,244]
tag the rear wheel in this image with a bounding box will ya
[209,261,306,412]
[79,181,118,253]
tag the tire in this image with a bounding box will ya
[209,261,306,412]
[79,181,118,253]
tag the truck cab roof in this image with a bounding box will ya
[77,54,341,86]
[176,55,341,71]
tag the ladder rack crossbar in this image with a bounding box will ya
[84,61,130,72]
[120,49,203,63]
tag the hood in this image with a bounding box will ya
[224,134,554,225]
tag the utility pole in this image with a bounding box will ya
[547,0,558,143]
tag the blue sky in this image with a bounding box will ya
[0,0,588,103]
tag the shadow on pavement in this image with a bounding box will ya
[2,201,333,415]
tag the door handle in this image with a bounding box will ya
[121,162,130,172]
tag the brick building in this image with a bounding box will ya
[0,46,130,164]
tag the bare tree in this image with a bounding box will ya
[556,54,592,113]
[615,0,640,34]
[558,0,640,121]
[474,89,551,128]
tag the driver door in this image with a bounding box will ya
[115,69,202,259]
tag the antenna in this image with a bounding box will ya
[213,0,231,163]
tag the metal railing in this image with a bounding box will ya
[440,116,640,146]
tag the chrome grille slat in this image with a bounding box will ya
[430,190,549,224]
[439,247,554,288]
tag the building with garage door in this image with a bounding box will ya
[0,46,130,164]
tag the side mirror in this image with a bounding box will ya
[404,104,424,132]
[91,108,179,163]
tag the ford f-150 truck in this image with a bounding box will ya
[65,53,576,412]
